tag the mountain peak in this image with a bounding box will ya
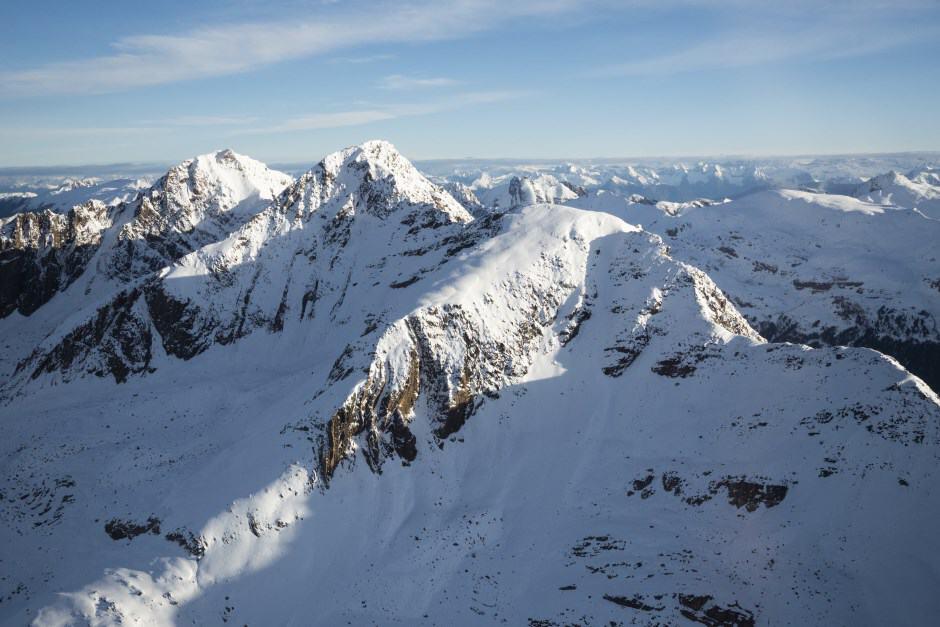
[213,147,240,160]
[332,140,423,185]
[288,140,472,224]
[355,138,399,155]
[101,151,293,281]
[170,149,291,198]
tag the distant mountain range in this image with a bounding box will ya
[4,151,939,216]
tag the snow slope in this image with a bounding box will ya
[568,188,940,391]
[1,142,939,627]
[854,169,940,218]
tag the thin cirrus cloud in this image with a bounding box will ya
[158,115,259,127]
[0,91,526,140]
[592,10,940,77]
[327,53,396,65]
[236,90,528,134]
[0,116,254,139]
[4,1,930,96]
[0,0,590,97]
[378,74,459,90]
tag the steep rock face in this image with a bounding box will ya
[26,287,154,384]
[103,149,292,281]
[0,151,292,326]
[314,204,761,482]
[0,201,113,317]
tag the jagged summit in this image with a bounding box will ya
[282,140,471,223]
[321,139,402,171]
[102,148,293,280]
[131,147,293,234]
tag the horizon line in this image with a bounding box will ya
[1,148,939,173]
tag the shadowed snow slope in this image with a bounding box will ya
[1,143,939,627]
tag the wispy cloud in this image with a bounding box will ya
[239,90,528,134]
[0,114,258,138]
[0,91,526,141]
[3,0,935,97]
[0,0,590,97]
[378,74,459,90]
[592,6,940,77]
[327,53,396,65]
[155,115,259,127]
[0,126,164,138]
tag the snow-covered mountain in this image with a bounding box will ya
[430,156,940,392]
[0,177,151,219]
[101,149,293,282]
[1,142,939,626]
[420,152,940,203]
[0,150,292,377]
[469,173,583,210]
[5,141,469,389]
[854,169,940,218]
[567,188,940,392]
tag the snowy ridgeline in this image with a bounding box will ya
[0,141,939,626]
[4,150,939,217]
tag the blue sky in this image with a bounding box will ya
[1,0,939,166]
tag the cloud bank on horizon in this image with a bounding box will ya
[0,0,938,165]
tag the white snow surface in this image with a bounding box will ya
[567,187,940,358]
[1,142,939,626]
[0,177,150,218]
[854,169,940,218]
